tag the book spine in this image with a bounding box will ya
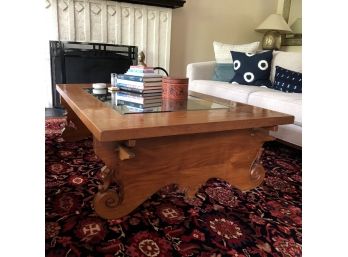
[117,100,161,109]
[116,91,161,99]
[116,92,141,98]
[117,100,146,109]
[118,74,144,82]
[117,95,145,104]
[125,72,162,77]
[118,86,144,94]
[117,79,144,87]
[117,94,162,105]
[117,82,143,89]
[116,91,143,98]
[117,80,162,88]
[118,74,162,82]
[125,106,145,112]
[128,68,154,73]
[118,85,162,94]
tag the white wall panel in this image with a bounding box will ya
[159,11,171,69]
[106,3,117,44]
[146,9,156,67]
[57,0,70,40]
[134,8,143,49]
[120,5,132,45]
[74,1,86,41]
[89,1,103,42]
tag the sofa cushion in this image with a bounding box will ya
[213,41,260,63]
[230,50,273,87]
[273,66,302,93]
[270,124,302,147]
[270,51,302,83]
[248,91,302,126]
[189,80,272,103]
[212,63,235,82]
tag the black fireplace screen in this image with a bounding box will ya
[50,41,138,107]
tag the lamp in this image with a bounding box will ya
[255,14,292,50]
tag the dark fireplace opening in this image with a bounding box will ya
[50,41,138,107]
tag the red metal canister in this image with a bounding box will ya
[162,77,189,100]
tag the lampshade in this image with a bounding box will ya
[255,14,292,34]
[290,18,302,34]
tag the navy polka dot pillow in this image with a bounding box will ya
[229,50,273,87]
[273,66,302,93]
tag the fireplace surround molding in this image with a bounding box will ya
[112,0,185,9]
[45,0,174,107]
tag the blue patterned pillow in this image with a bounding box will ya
[230,50,273,87]
[212,63,235,82]
[273,66,302,93]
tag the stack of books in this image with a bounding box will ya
[115,66,163,110]
[117,66,163,94]
[116,90,162,110]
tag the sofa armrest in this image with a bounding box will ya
[186,61,216,82]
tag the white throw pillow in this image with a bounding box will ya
[213,41,260,63]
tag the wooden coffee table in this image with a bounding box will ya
[56,84,294,219]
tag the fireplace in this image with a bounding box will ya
[50,41,138,107]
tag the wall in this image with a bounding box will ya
[169,0,278,77]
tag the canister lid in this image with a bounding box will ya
[162,77,188,84]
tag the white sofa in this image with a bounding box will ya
[186,51,302,146]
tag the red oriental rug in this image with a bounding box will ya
[45,118,302,257]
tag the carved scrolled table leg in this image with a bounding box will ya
[93,166,122,219]
[92,129,272,220]
[92,139,123,219]
[248,148,266,189]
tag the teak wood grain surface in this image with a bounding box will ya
[57,83,294,219]
[57,84,294,141]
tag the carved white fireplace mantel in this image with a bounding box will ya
[45,0,172,107]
